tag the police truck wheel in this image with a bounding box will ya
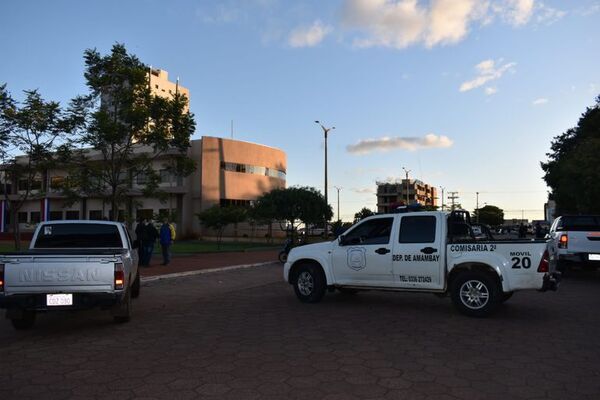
[451,271,500,317]
[293,263,326,303]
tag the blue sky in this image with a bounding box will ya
[1,0,599,221]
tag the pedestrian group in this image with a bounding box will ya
[135,218,175,267]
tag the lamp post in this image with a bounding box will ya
[315,121,335,237]
[476,191,479,223]
[334,186,342,222]
[402,167,411,205]
[439,186,445,211]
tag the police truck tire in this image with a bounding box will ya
[451,271,500,317]
[293,263,326,303]
[9,310,36,330]
[131,272,140,299]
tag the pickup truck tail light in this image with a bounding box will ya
[114,263,125,290]
[538,250,550,273]
[558,234,568,249]
[0,264,4,292]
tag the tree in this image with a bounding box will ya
[252,186,333,235]
[473,205,504,226]
[354,207,374,222]
[196,205,247,248]
[63,44,196,221]
[0,86,72,249]
[541,95,600,215]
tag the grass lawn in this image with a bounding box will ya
[161,241,280,254]
[0,240,280,254]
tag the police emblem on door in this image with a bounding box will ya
[347,247,367,271]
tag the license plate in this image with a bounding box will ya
[589,254,600,261]
[46,294,73,306]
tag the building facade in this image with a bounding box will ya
[376,179,437,213]
[0,136,286,238]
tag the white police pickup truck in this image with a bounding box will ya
[284,210,560,317]
[0,220,139,329]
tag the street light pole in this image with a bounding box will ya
[402,167,411,205]
[334,186,342,222]
[439,186,445,211]
[476,191,479,223]
[315,121,335,237]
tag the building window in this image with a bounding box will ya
[50,176,65,191]
[155,84,159,89]
[220,162,286,181]
[160,169,173,183]
[30,212,41,224]
[89,210,103,220]
[137,209,154,221]
[136,172,149,184]
[49,211,63,221]
[18,212,28,223]
[19,179,42,191]
[220,199,253,207]
[66,210,80,220]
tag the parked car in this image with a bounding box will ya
[548,215,600,272]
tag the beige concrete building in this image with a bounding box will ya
[1,137,286,238]
[376,179,437,213]
[149,68,190,110]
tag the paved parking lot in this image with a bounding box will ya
[1,264,599,400]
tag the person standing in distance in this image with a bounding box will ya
[160,218,175,265]
[142,219,159,266]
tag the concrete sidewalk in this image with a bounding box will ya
[139,249,280,277]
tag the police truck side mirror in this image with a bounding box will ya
[338,235,346,246]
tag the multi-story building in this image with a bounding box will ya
[0,136,286,238]
[148,68,190,110]
[376,179,437,213]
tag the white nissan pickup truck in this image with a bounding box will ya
[284,209,560,317]
[0,220,140,329]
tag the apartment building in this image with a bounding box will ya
[376,179,437,213]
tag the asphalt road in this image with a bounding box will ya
[1,264,599,400]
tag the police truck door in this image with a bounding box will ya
[392,214,444,290]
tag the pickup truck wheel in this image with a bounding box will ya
[9,310,36,330]
[451,271,500,317]
[293,263,326,303]
[131,272,140,299]
[112,290,132,323]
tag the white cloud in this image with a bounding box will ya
[485,87,498,95]
[532,97,548,105]
[339,0,563,50]
[347,133,453,155]
[352,187,375,194]
[288,20,332,47]
[459,59,516,92]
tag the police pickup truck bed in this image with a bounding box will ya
[0,221,140,329]
[284,210,560,317]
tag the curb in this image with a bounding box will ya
[140,261,278,283]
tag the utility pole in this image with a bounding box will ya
[334,186,342,222]
[476,191,479,223]
[315,121,335,237]
[402,167,411,205]
[448,191,459,211]
[439,186,445,211]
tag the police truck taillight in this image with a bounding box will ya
[0,264,4,292]
[114,263,124,290]
[538,250,550,273]
[558,234,568,249]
